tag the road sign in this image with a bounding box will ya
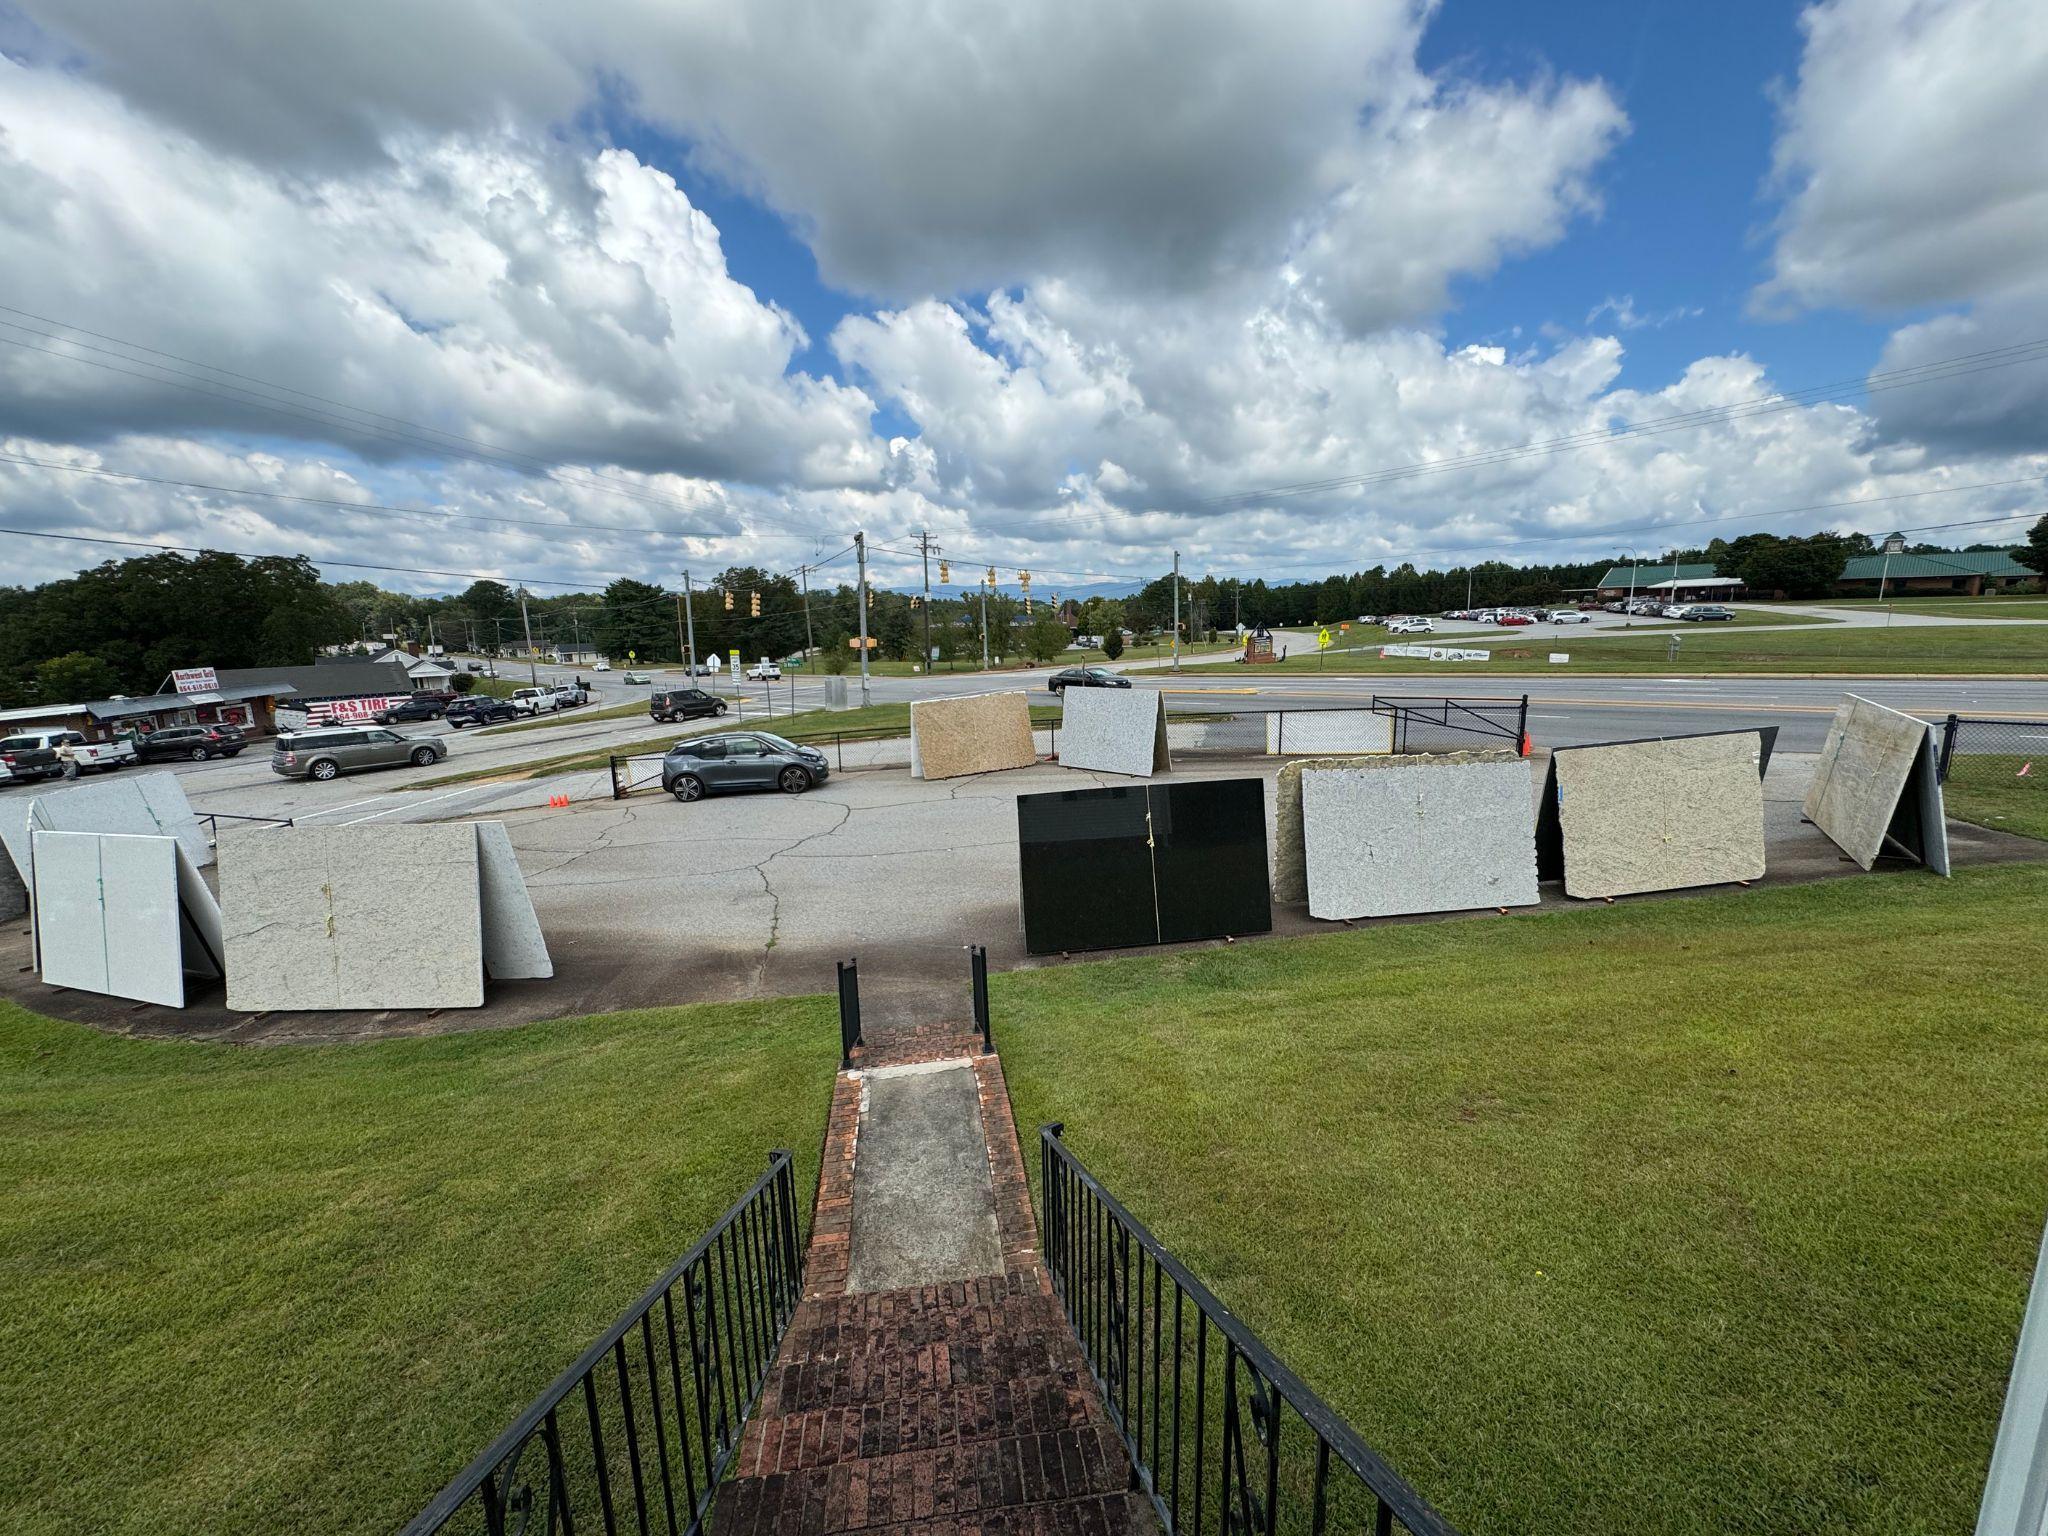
[627,650,636,661]
[1316,628,1332,649]
[707,654,722,673]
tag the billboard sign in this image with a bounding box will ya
[171,667,219,694]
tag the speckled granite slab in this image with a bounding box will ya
[1552,733,1766,899]
[1265,709,1393,756]
[1273,755,1379,904]
[475,821,553,978]
[1300,754,1536,918]
[1057,687,1170,777]
[1804,695,1949,873]
[909,692,1036,780]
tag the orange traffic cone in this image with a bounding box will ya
[1520,731,1532,757]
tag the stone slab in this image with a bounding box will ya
[1552,733,1767,899]
[1273,755,1379,904]
[31,831,189,1006]
[1265,709,1394,756]
[0,839,24,923]
[475,821,553,979]
[908,692,1036,781]
[1803,694,1949,871]
[12,772,211,880]
[220,824,485,1010]
[1057,687,1170,777]
[845,1061,1001,1293]
[1300,754,1537,919]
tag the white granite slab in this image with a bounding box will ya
[1058,688,1170,777]
[1265,710,1393,756]
[1911,728,1952,877]
[175,841,225,980]
[1803,694,1947,871]
[475,822,553,979]
[31,831,189,1006]
[1300,755,1537,919]
[221,824,485,1010]
[19,772,211,874]
[1554,733,1767,899]
[1274,755,1384,904]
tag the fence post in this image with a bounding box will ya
[609,754,624,801]
[970,944,991,1052]
[837,958,861,1069]
[1519,694,1531,756]
[1939,714,1959,783]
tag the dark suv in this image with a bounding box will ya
[373,695,449,724]
[650,687,729,724]
[136,724,247,762]
[1047,666,1130,694]
[445,696,518,728]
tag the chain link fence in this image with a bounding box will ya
[1935,714,2048,840]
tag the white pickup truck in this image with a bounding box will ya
[0,728,138,779]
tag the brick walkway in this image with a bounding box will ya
[713,1022,1151,1536]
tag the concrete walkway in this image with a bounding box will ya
[713,1005,1149,1536]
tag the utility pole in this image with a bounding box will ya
[979,575,991,670]
[855,531,871,708]
[681,570,698,674]
[916,529,940,675]
[1465,567,1474,608]
[517,586,538,685]
[799,564,815,662]
[1171,549,1181,670]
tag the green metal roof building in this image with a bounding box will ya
[1593,548,2036,598]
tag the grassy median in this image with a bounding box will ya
[1945,754,2048,840]
[0,998,836,1536]
[998,864,2048,1536]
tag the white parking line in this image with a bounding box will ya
[264,792,392,825]
[334,783,502,825]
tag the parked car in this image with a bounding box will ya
[1385,617,1434,635]
[270,727,448,781]
[1681,605,1737,622]
[746,660,783,681]
[623,670,653,684]
[445,697,518,727]
[1047,665,1131,693]
[465,661,485,672]
[136,724,247,762]
[1495,613,1533,627]
[550,685,589,709]
[0,732,68,783]
[1,728,137,777]
[593,659,611,672]
[650,687,729,724]
[660,731,829,802]
[1549,610,1591,625]
[372,695,448,724]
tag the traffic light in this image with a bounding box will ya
[749,590,760,617]
[985,565,997,588]
[1018,569,1032,591]
[723,589,733,611]
[938,560,950,583]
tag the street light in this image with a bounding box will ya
[1622,550,1639,627]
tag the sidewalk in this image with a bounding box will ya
[713,1007,1149,1536]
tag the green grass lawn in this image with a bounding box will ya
[1945,755,2048,840]
[0,999,836,1536]
[998,865,2048,1536]
[1157,616,2048,675]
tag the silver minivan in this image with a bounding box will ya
[270,727,447,781]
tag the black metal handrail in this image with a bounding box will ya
[198,811,295,832]
[1369,694,1528,756]
[1040,1126,1461,1536]
[837,958,863,1069]
[401,1151,803,1536]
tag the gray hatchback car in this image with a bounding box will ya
[661,731,829,801]
[270,726,448,781]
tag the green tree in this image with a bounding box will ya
[1024,612,1069,664]
[594,578,676,664]
[1101,629,1125,661]
[459,580,517,652]
[33,652,123,703]
[2020,515,2048,584]
[1716,533,1851,598]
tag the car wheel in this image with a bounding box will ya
[309,759,340,781]
[189,746,210,761]
[410,747,437,766]
[779,766,811,794]
[714,702,727,715]
[670,774,704,803]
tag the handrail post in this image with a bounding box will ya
[1938,713,1959,783]
[970,944,991,1053]
[609,754,624,801]
[836,958,861,1069]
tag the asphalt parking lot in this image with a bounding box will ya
[8,746,2040,1044]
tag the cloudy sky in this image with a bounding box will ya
[1,0,2044,597]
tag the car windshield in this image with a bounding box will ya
[754,733,805,753]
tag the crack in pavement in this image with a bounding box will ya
[741,800,857,984]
